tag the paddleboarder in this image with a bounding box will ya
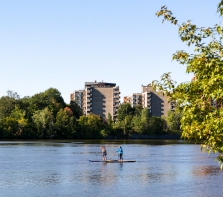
[116,146,123,161]
[100,145,107,161]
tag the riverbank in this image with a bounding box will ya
[129,134,181,139]
[105,133,181,140]
[0,133,181,140]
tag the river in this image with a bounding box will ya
[0,140,222,197]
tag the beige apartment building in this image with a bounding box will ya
[70,81,120,119]
[124,85,175,117]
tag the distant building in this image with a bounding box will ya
[71,81,120,119]
[70,90,84,109]
[124,93,142,107]
[124,85,175,117]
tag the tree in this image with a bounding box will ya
[104,112,115,138]
[115,115,133,138]
[0,117,18,138]
[78,115,88,138]
[0,91,20,118]
[140,107,149,134]
[165,110,182,133]
[132,115,142,134]
[10,105,28,137]
[32,107,53,138]
[55,107,76,138]
[87,114,104,138]
[28,88,65,116]
[152,1,223,165]
[77,114,104,138]
[69,101,83,119]
[148,116,165,135]
[133,104,143,116]
[117,103,133,121]
[43,88,65,115]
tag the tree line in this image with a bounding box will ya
[0,88,181,139]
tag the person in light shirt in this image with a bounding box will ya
[100,145,107,161]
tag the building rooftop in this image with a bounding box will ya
[85,81,116,87]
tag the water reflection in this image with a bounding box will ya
[0,140,223,197]
[192,166,222,177]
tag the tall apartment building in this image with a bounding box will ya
[70,81,120,119]
[70,90,84,109]
[124,85,175,117]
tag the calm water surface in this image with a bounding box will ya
[0,140,222,197]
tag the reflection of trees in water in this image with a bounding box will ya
[85,162,126,186]
[139,164,178,184]
[192,166,222,177]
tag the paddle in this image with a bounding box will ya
[109,153,118,160]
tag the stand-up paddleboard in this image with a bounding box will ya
[89,160,136,163]
[88,160,106,162]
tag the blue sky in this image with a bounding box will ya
[0,0,221,103]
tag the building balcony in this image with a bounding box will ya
[113,107,118,110]
[87,108,92,112]
[87,89,92,93]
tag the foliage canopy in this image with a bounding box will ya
[152,1,223,166]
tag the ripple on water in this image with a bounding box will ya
[0,141,223,197]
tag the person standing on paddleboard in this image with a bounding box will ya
[100,145,107,161]
[116,146,123,161]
